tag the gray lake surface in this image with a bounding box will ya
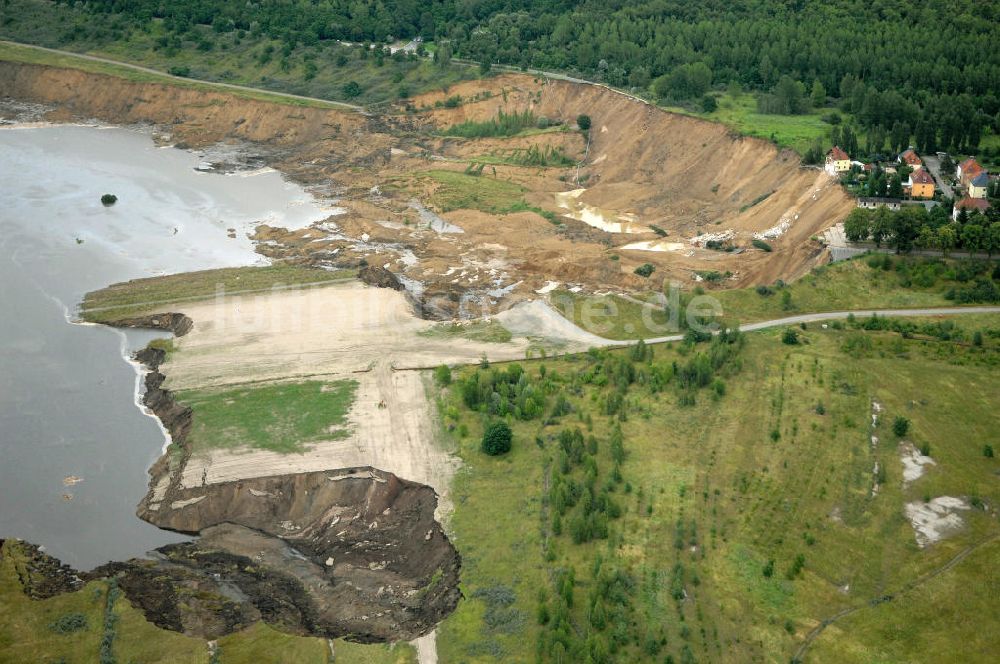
[0,124,333,569]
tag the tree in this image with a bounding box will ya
[701,94,718,113]
[844,208,871,242]
[342,81,363,98]
[782,328,800,345]
[888,174,903,199]
[937,225,957,255]
[810,79,826,108]
[100,194,118,206]
[576,114,591,131]
[871,207,893,247]
[482,420,512,455]
[892,416,910,438]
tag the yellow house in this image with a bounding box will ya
[825,146,851,175]
[906,169,935,199]
[969,172,989,199]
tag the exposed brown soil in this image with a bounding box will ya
[1,62,852,309]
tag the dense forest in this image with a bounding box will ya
[18,1,1000,155]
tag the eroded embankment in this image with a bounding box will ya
[1,60,852,298]
[5,317,461,644]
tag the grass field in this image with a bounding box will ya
[553,255,999,339]
[80,265,354,322]
[663,91,835,154]
[434,314,1000,662]
[175,380,357,453]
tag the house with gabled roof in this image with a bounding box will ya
[825,146,851,175]
[898,149,923,170]
[957,158,984,188]
[952,197,990,220]
[906,169,935,199]
[968,172,990,199]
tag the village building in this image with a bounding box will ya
[968,172,990,199]
[952,197,991,220]
[898,149,923,170]
[957,158,984,189]
[905,169,935,199]
[856,197,901,211]
[825,146,851,175]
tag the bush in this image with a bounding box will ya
[49,612,88,634]
[434,364,452,386]
[342,81,363,98]
[781,328,800,345]
[700,94,718,113]
[984,444,995,458]
[892,416,910,437]
[755,285,774,297]
[482,420,512,456]
[752,238,772,252]
[100,194,118,206]
[167,65,190,77]
[634,263,656,278]
[576,114,592,131]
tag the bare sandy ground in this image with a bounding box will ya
[904,497,970,548]
[162,282,602,516]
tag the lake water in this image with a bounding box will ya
[0,125,333,569]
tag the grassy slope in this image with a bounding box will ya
[663,90,834,154]
[554,256,994,340]
[0,540,417,664]
[0,0,472,107]
[81,265,354,322]
[435,317,1000,663]
[176,380,357,454]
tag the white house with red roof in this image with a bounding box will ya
[898,149,923,170]
[825,146,851,176]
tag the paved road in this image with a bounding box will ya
[921,154,954,199]
[0,40,364,111]
[604,306,1000,346]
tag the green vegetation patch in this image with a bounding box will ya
[443,110,539,138]
[81,265,354,322]
[419,320,513,344]
[176,379,357,453]
[436,315,1000,662]
[418,170,556,221]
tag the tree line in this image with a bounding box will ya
[56,1,1000,155]
[843,205,1000,255]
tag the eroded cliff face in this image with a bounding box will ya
[97,467,460,642]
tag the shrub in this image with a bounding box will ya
[892,416,910,437]
[482,420,512,456]
[815,401,825,415]
[634,263,656,278]
[576,114,592,131]
[762,559,775,578]
[100,194,118,206]
[781,328,800,345]
[434,364,452,386]
[649,224,668,237]
[984,444,995,458]
[752,238,773,252]
[755,285,774,297]
[919,441,931,456]
[49,612,88,634]
[167,65,190,77]
[342,81,363,98]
